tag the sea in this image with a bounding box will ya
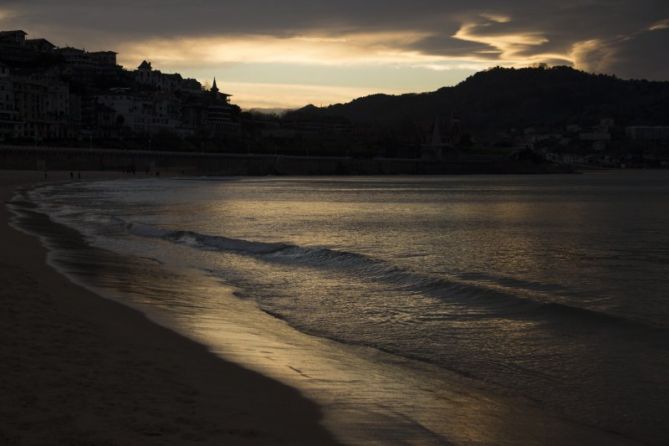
[9,171,669,445]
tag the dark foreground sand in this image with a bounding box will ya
[0,171,339,445]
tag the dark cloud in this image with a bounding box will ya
[602,28,669,80]
[2,0,668,79]
[4,0,467,37]
[410,34,501,59]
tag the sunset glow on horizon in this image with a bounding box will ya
[2,1,667,109]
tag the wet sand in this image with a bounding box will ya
[1,170,646,446]
[0,171,339,445]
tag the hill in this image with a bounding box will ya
[285,66,669,135]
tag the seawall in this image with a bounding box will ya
[0,145,568,175]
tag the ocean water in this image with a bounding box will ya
[11,171,669,445]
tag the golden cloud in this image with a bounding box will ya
[116,31,504,71]
[450,15,579,68]
[479,13,512,24]
[454,23,547,59]
[649,18,669,31]
[0,8,14,22]
[569,39,617,73]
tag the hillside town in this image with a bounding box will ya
[0,29,240,146]
[0,29,668,170]
[509,119,669,169]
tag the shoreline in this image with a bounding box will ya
[3,171,650,446]
[0,170,339,445]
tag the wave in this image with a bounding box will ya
[122,221,647,329]
[12,201,645,330]
[127,223,290,254]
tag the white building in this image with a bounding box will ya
[97,91,183,135]
[626,126,669,141]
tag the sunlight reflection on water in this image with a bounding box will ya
[16,171,669,445]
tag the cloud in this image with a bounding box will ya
[116,32,444,68]
[408,34,501,59]
[649,18,669,31]
[452,16,550,61]
[600,28,669,80]
[570,39,617,74]
[0,7,15,23]
[7,1,664,71]
[3,0,668,107]
[115,31,508,78]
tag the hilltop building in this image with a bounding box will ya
[0,30,44,64]
[55,47,117,69]
[24,38,56,53]
[135,60,201,92]
[0,30,27,45]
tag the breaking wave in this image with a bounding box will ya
[124,221,644,328]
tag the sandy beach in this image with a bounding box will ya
[2,170,656,446]
[0,171,338,445]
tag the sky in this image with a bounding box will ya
[1,0,668,109]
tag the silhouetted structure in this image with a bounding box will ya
[1,29,668,166]
[0,29,240,145]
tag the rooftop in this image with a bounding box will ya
[0,30,27,36]
[25,38,56,48]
